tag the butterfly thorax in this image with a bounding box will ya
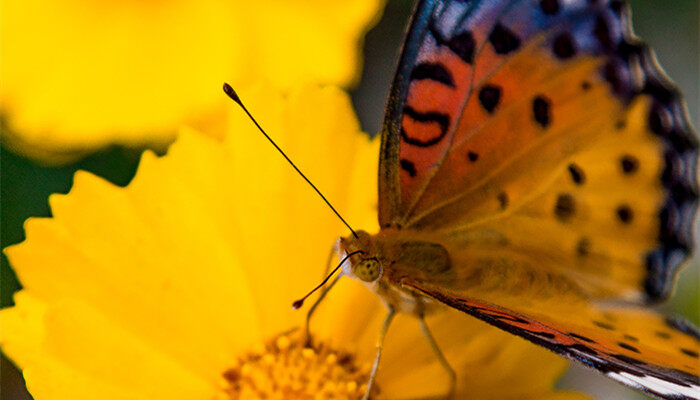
[338,229,454,315]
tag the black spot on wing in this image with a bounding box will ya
[644,78,684,109]
[593,320,615,330]
[616,204,634,224]
[620,155,639,174]
[576,237,591,257]
[594,14,613,50]
[467,151,479,162]
[553,33,576,59]
[680,348,699,358]
[602,61,624,95]
[623,334,639,342]
[488,23,521,54]
[554,193,575,221]
[410,62,455,87]
[478,85,502,114]
[400,159,416,177]
[448,31,476,63]
[497,192,509,210]
[609,0,625,16]
[648,103,672,136]
[655,331,672,339]
[569,332,597,343]
[568,163,586,185]
[401,106,450,147]
[533,96,551,128]
[540,0,559,15]
[618,342,640,353]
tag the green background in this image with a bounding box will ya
[2,0,698,399]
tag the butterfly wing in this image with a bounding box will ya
[403,278,700,400]
[377,0,697,302]
[377,0,699,397]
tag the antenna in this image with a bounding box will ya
[223,83,359,239]
[291,250,363,309]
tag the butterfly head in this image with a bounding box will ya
[338,231,384,283]
[351,257,382,282]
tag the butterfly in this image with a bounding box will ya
[333,0,700,399]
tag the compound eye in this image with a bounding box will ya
[352,258,381,282]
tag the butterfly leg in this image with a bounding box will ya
[363,306,396,400]
[303,246,340,344]
[320,243,337,278]
[304,273,342,344]
[419,315,456,398]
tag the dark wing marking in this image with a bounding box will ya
[405,280,700,400]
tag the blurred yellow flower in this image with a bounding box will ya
[0,0,384,163]
[1,85,591,400]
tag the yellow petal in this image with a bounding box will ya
[222,84,379,338]
[0,0,384,163]
[236,1,384,89]
[7,151,262,380]
[1,292,212,400]
[2,84,381,397]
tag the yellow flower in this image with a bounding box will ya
[1,85,591,399]
[0,0,384,163]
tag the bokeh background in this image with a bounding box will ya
[1,0,698,399]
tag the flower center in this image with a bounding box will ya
[221,332,379,399]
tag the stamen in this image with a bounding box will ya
[220,332,380,399]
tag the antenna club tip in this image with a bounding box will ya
[292,299,304,310]
[222,83,240,102]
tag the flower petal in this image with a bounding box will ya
[1,292,212,400]
[6,136,263,383]
[2,84,381,397]
[0,0,384,163]
[222,84,379,338]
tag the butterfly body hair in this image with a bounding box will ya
[339,229,453,316]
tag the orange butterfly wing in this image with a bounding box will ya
[378,0,697,302]
[404,279,700,400]
[376,0,699,398]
